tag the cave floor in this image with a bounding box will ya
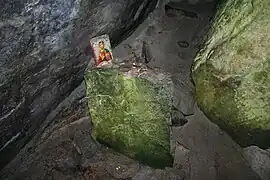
[0,2,260,180]
[113,2,259,180]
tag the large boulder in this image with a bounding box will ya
[192,0,270,148]
[84,67,173,168]
[0,0,158,169]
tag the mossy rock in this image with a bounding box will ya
[84,68,173,168]
[192,0,270,148]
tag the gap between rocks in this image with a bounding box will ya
[1,1,268,180]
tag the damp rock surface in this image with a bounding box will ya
[84,68,173,168]
[0,0,158,168]
[192,0,270,148]
[0,117,186,180]
[0,1,264,180]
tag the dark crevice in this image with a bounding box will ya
[165,3,198,19]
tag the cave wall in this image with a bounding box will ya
[0,0,158,169]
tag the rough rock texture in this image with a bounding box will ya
[243,146,270,180]
[192,0,270,148]
[172,106,261,180]
[84,68,173,168]
[0,116,185,180]
[112,2,261,179]
[0,82,186,180]
[0,0,158,169]
[113,0,213,117]
[172,108,188,126]
[1,1,264,180]
[173,80,195,116]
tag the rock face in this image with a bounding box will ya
[243,146,270,180]
[0,117,185,180]
[0,0,158,169]
[192,0,270,148]
[1,1,264,179]
[85,68,173,168]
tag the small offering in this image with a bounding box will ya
[90,34,113,68]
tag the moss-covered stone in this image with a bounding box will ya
[192,0,270,148]
[84,68,173,168]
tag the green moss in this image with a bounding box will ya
[194,64,245,142]
[193,0,270,148]
[84,68,173,168]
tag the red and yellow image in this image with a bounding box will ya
[90,34,113,67]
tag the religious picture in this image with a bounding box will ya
[90,34,113,68]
